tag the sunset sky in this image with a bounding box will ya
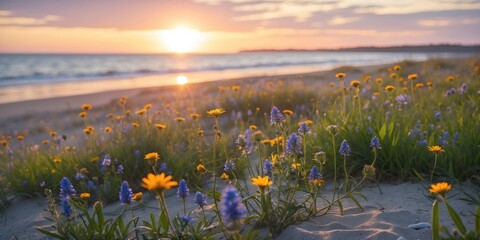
[0,0,479,53]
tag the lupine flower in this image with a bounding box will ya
[458,83,467,94]
[339,140,350,156]
[177,179,190,199]
[286,133,302,156]
[263,159,273,175]
[395,94,410,105]
[220,185,247,231]
[87,180,96,190]
[298,122,311,135]
[102,154,111,166]
[224,160,236,172]
[40,181,46,188]
[61,198,72,217]
[235,134,246,149]
[134,150,141,158]
[158,162,167,172]
[117,164,124,174]
[75,173,85,181]
[119,181,133,205]
[308,166,324,186]
[370,136,381,150]
[435,111,441,121]
[180,215,193,224]
[270,106,284,125]
[194,191,207,208]
[60,177,76,199]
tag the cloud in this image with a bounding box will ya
[328,16,360,26]
[0,11,60,26]
[418,19,451,27]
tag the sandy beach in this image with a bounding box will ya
[1,59,479,240]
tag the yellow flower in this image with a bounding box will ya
[206,108,226,117]
[119,96,127,105]
[249,125,257,130]
[363,75,372,82]
[175,117,185,122]
[51,169,56,174]
[196,164,207,172]
[136,109,147,116]
[91,156,100,163]
[53,158,61,164]
[104,127,112,133]
[283,110,293,116]
[144,103,152,110]
[446,76,454,82]
[408,73,418,81]
[155,124,167,130]
[375,77,383,83]
[393,65,401,71]
[81,104,92,111]
[141,173,178,193]
[145,152,160,161]
[83,126,94,135]
[291,163,301,170]
[428,145,445,154]
[80,193,91,199]
[220,172,229,180]
[329,82,335,87]
[42,140,50,145]
[80,168,88,173]
[190,113,200,120]
[350,80,360,88]
[251,176,273,189]
[132,122,140,128]
[132,192,143,201]
[335,72,346,80]
[384,85,395,92]
[415,83,424,89]
[402,87,409,92]
[197,130,204,136]
[310,179,325,187]
[124,110,131,116]
[50,131,57,137]
[429,182,451,198]
[79,111,87,118]
[261,139,271,145]
[373,91,380,96]
[232,85,241,91]
[17,135,24,141]
[426,81,433,87]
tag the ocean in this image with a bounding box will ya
[0,52,473,104]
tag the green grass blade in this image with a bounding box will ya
[475,205,480,232]
[445,201,467,236]
[432,200,440,240]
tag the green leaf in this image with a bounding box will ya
[349,195,364,212]
[432,200,440,240]
[475,206,480,232]
[445,201,467,235]
[35,227,65,239]
[379,123,387,140]
[337,199,344,215]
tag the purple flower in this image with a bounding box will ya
[75,173,85,181]
[395,94,410,105]
[270,106,284,125]
[263,159,273,175]
[298,122,311,135]
[102,154,111,166]
[59,177,76,199]
[224,160,236,172]
[177,179,189,199]
[193,192,207,208]
[119,181,133,205]
[308,166,321,181]
[220,185,246,231]
[370,136,381,150]
[117,164,124,174]
[61,198,72,217]
[339,140,350,156]
[180,215,192,224]
[286,133,302,156]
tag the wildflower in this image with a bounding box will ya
[251,176,273,189]
[429,182,451,198]
[249,125,257,130]
[75,173,85,181]
[175,117,185,122]
[83,125,94,135]
[385,85,395,92]
[194,192,207,208]
[291,163,301,172]
[329,82,335,87]
[326,125,339,136]
[119,96,127,105]
[132,122,140,128]
[224,160,236,172]
[259,159,272,175]
[221,172,229,180]
[220,186,246,231]
[270,106,284,125]
[286,133,302,156]
[136,109,147,116]
[196,164,207,172]
[415,83,424,89]
[104,127,112,133]
[141,173,178,193]
[154,123,166,130]
[298,122,311,135]
[446,76,454,82]
[408,74,418,81]
[339,140,351,156]
[190,113,200,120]
[59,177,76,199]
[81,104,92,111]
[458,83,467,94]
[117,164,124,174]
[91,156,99,163]
[314,151,327,165]
[42,140,50,145]
[308,166,325,186]
[119,181,133,205]
[206,108,226,117]
[180,215,193,224]
[232,85,240,91]
[393,65,401,71]
[144,103,152,110]
[375,77,383,83]
[370,136,381,150]
[197,130,204,136]
[145,152,160,161]
[49,131,57,138]
[102,154,111,166]
[158,162,167,172]
[252,130,265,142]
[282,109,294,116]
[362,164,376,179]
[80,193,91,199]
[61,198,72,217]
[426,81,432,87]
[350,80,360,88]
[335,72,346,80]
[132,192,143,201]
[40,181,46,188]
[428,145,445,154]
[177,179,190,199]
[53,158,62,164]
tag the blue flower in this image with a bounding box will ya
[87,180,96,190]
[158,162,167,172]
[119,181,133,205]
[134,150,141,158]
[60,177,76,199]
[177,179,190,199]
[435,111,441,121]
[263,159,273,175]
[298,122,311,135]
[117,164,124,174]
[61,198,72,217]
[180,215,192,224]
[224,160,236,172]
[220,185,246,231]
[370,136,381,150]
[308,166,321,181]
[270,106,284,125]
[193,192,207,208]
[102,154,111,166]
[75,173,85,181]
[286,133,303,156]
[339,140,350,156]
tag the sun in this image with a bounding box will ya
[176,75,188,85]
[159,26,203,53]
